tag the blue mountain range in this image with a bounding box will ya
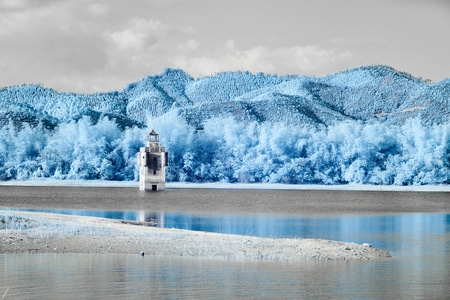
[1,65,449,185]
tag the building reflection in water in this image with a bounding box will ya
[137,211,165,227]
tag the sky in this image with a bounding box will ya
[0,0,449,93]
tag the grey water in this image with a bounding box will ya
[1,186,449,299]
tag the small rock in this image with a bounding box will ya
[140,251,145,257]
[363,243,372,248]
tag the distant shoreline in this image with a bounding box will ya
[0,179,449,192]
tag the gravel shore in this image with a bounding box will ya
[1,210,391,261]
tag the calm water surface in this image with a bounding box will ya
[0,186,449,299]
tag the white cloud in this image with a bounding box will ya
[178,39,199,52]
[174,44,353,77]
[331,36,388,46]
[0,1,108,74]
[0,0,446,92]
[0,1,171,92]
[225,39,235,51]
[85,2,109,16]
[0,0,354,93]
[103,17,169,84]
[178,26,197,35]
[0,0,27,9]
[109,18,164,51]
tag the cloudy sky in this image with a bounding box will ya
[0,0,449,93]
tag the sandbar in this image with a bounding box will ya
[1,210,391,261]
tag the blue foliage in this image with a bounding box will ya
[0,66,449,185]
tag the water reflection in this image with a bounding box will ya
[18,208,449,254]
[3,209,449,299]
[0,254,381,299]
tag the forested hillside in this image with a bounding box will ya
[1,65,449,185]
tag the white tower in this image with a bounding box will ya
[137,130,168,191]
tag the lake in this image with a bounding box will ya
[0,186,449,299]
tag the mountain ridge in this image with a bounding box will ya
[0,65,448,185]
[1,65,448,129]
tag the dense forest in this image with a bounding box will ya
[1,65,449,185]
